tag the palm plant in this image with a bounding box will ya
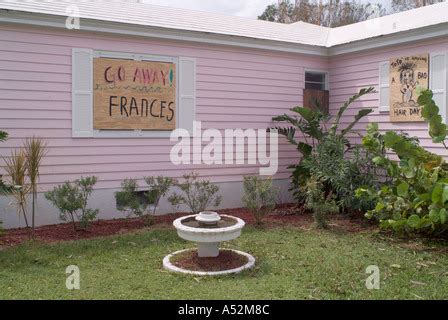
[272,87,375,201]
[24,137,48,234]
[3,149,31,228]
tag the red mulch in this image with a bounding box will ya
[171,249,248,272]
[0,204,375,249]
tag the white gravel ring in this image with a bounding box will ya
[163,248,256,276]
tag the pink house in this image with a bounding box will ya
[0,1,447,228]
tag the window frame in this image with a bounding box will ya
[304,69,329,91]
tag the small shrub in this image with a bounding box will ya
[242,176,278,225]
[116,179,148,219]
[45,176,99,231]
[305,177,339,229]
[116,176,174,226]
[144,176,174,223]
[168,172,222,214]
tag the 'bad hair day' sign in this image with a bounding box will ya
[389,53,429,122]
[93,58,176,130]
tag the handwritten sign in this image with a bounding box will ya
[93,58,176,130]
[389,53,428,122]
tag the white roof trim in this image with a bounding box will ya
[0,1,448,56]
[0,11,329,56]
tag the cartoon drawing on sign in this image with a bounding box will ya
[399,62,418,104]
[389,54,428,122]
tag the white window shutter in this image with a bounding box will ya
[178,57,196,135]
[72,48,93,137]
[430,52,447,123]
[378,61,390,113]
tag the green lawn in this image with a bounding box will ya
[0,225,447,300]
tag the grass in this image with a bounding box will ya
[0,225,447,300]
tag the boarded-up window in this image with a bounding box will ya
[71,49,196,138]
[389,54,429,122]
[303,89,329,114]
[379,53,447,121]
[93,58,177,131]
[304,71,329,113]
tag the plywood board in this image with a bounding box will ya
[93,58,176,130]
[390,53,429,122]
[303,89,329,115]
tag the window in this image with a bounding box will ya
[305,71,328,90]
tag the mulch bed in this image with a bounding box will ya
[0,204,375,249]
[171,249,249,272]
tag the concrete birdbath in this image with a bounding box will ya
[163,211,255,276]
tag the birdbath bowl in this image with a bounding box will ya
[174,212,244,257]
[163,211,255,275]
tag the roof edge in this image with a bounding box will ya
[329,22,448,56]
[1,9,447,57]
[0,10,329,56]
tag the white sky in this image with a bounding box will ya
[141,0,390,19]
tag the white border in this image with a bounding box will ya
[163,248,256,276]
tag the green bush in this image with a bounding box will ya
[115,176,174,226]
[357,90,448,235]
[168,172,221,214]
[116,179,148,218]
[242,176,278,225]
[302,134,380,214]
[45,176,99,231]
[272,87,377,214]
